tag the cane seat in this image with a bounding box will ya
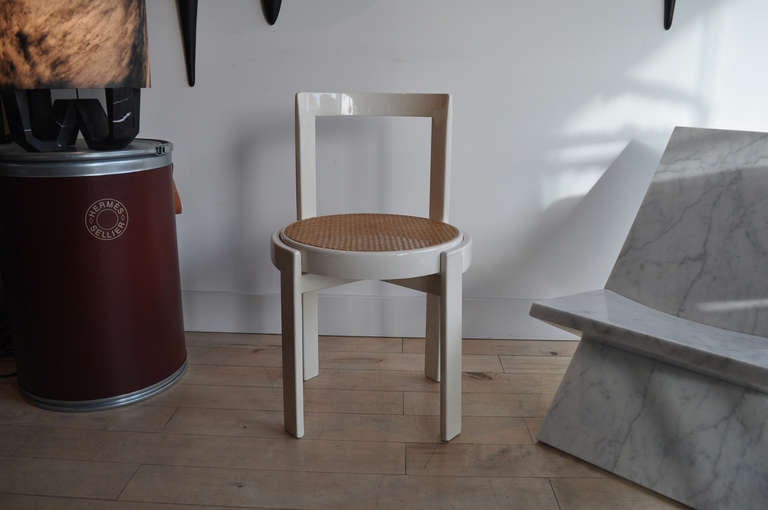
[283,213,461,252]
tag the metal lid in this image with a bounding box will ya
[0,139,173,177]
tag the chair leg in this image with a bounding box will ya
[302,291,320,380]
[425,293,441,382]
[280,252,304,438]
[440,249,463,442]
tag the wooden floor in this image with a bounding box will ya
[0,333,686,509]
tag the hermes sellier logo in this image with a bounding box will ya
[85,198,129,241]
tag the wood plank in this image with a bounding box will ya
[462,371,563,394]
[164,408,533,444]
[367,476,559,510]
[525,418,544,442]
[0,426,34,456]
[186,345,282,367]
[187,332,403,352]
[0,457,137,499]
[12,427,404,475]
[187,347,502,372]
[405,391,553,417]
[406,443,605,478]
[185,331,281,347]
[181,364,557,391]
[319,351,502,372]
[164,408,285,438]
[182,365,283,387]
[319,336,403,352]
[146,384,404,414]
[306,369,435,392]
[121,464,558,509]
[304,369,563,394]
[121,465,383,508]
[489,478,560,509]
[0,334,675,509]
[0,493,256,510]
[500,355,572,374]
[551,477,686,509]
[0,385,176,432]
[405,337,578,356]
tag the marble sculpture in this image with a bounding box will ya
[531,127,768,510]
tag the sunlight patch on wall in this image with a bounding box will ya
[560,94,698,138]
[546,7,713,210]
[540,141,626,208]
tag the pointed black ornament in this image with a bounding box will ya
[176,0,198,86]
[664,0,676,30]
[262,0,282,26]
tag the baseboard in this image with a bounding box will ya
[181,290,576,340]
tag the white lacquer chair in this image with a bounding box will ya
[271,92,471,441]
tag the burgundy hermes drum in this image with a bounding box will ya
[0,139,187,411]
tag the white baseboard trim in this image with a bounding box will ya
[181,290,576,340]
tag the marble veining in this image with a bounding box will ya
[539,339,768,510]
[531,289,768,394]
[607,127,768,337]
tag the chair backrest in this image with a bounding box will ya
[606,126,768,337]
[294,92,452,222]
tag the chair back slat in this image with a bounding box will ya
[295,92,452,222]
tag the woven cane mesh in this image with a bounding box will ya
[283,213,460,252]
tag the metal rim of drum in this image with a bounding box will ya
[18,359,187,412]
[0,139,173,177]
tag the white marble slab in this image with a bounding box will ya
[531,289,768,393]
[533,127,768,510]
[539,339,768,510]
[607,127,768,338]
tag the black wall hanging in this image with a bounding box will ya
[176,0,198,86]
[262,0,282,25]
[665,0,676,30]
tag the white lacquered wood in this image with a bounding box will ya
[302,291,319,381]
[296,92,450,119]
[281,229,467,281]
[274,92,471,442]
[429,98,452,222]
[441,241,466,441]
[425,293,441,382]
[299,274,358,293]
[295,94,317,220]
[277,243,304,439]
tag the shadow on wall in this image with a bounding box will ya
[503,140,662,297]
[466,0,726,301]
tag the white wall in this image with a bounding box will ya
[140,0,768,339]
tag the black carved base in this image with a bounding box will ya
[0,88,141,152]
